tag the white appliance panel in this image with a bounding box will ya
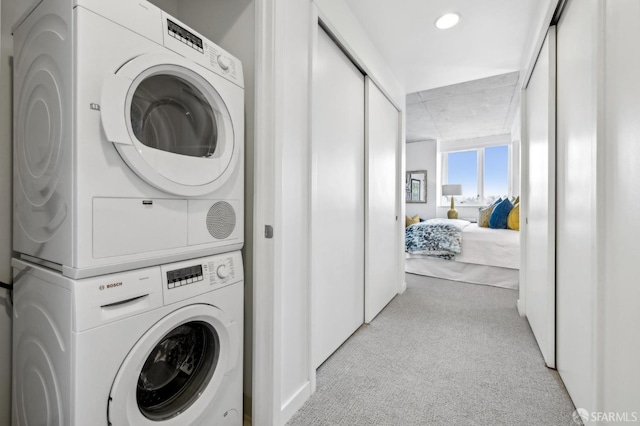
[92,198,188,258]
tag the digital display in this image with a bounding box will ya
[167,265,203,285]
[167,19,204,53]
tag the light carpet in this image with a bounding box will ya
[287,273,577,426]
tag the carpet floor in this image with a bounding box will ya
[287,273,577,426]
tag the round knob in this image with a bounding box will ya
[216,265,229,279]
[217,55,231,71]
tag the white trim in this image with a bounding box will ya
[522,0,561,88]
[438,134,511,152]
[518,90,527,317]
[307,3,320,396]
[252,0,280,424]
[280,382,312,424]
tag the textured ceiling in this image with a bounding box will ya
[406,72,520,143]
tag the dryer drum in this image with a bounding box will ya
[136,321,220,421]
[131,74,218,158]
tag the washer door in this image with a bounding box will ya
[101,53,238,196]
[108,305,238,425]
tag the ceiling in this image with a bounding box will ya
[343,0,549,143]
[344,0,547,94]
[406,72,520,142]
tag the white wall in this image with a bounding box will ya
[405,140,436,220]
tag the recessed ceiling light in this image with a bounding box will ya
[435,13,460,30]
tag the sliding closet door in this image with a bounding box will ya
[365,78,399,323]
[311,27,365,368]
[556,0,598,410]
[523,27,556,368]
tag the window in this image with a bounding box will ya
[447,150,478,203]
[484,145,509,204]
[442,144,511,205]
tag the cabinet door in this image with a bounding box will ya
[311,27,365,368]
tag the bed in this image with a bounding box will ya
[405,219,520,290]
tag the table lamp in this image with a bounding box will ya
[442,184,462,219]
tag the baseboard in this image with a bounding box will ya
[280,381,312,424]
[516,299,525,317]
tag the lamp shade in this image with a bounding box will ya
[442,184,462,196]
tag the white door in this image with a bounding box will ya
[101,53,240,197]
[524,27,556,368]
[311,27,365,368]
[365,78,399,323]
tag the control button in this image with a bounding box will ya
[168,282,175,289]
[180,279,187,286]
[217,55,231,71]
[216,264,230,279]
[187,278,193,284]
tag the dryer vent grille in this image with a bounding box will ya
[206,202,236,240]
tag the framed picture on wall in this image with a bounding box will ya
[406,170,427,203]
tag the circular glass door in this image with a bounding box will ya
[130,75,218,160]
[101,53,240,197]
[137,322,219,421]
[107,305,235,425]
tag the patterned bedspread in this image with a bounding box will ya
[405,219,470,259]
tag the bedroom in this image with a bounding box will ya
[404,72,522,290]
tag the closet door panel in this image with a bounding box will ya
[524,27,556,368]
[556,0,598,411]
[365,78,399,323]
[311,27,365,368]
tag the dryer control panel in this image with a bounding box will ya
[161,251,243,306]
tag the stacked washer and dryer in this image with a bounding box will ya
[11,0,244,425]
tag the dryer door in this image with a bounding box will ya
[107,304,239,425]
[101,53,239,197]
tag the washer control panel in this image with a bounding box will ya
[161,251,243,306]
[166,264,204,289]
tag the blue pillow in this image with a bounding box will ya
[489,198,513,229]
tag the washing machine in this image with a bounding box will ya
[12,0,244,279]
[12,251,243,426]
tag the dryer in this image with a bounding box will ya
[12,252,243,426]
[13,0,244,278]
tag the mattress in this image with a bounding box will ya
[455,224,520,269]
[405,222,520,289]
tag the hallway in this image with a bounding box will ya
[288,273,576,425]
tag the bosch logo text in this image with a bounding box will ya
[100,282,123,290]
